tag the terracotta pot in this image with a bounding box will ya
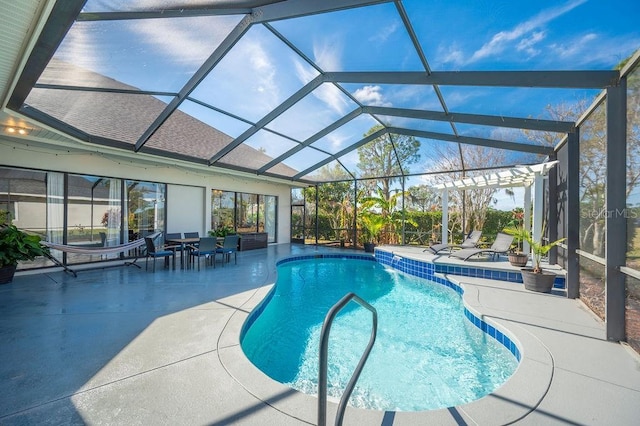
[508,253,529,267]
[521,268,555,293]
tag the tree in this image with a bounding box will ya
[357,125,420,201]
[406,184,440,212]
[359,187,413,244]
[355,125,420,244]
[430,144,506,239]
[308,164,355,243]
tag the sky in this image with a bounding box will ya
[49,0,640,200]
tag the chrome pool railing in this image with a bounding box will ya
[318,292,378,426]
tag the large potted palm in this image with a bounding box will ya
[505,226,565,292]
[0,223,49,284]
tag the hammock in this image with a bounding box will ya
[41,232,160,277]
[43,237,147,254]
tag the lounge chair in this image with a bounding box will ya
[424,230,482,254]
[448,232,514,261]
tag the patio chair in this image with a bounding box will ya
[215,234,240,267]
[448,232,514,261]
[165,232,184,261]
[424,230,482,254]
[184,232,200,252]
[144,236,176,272]
[189,237,217,271]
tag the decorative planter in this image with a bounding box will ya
[508,252,529,267]
[0,264,17,284]
[363,242,376,253]
[521,268,556,293]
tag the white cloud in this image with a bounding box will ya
[294,59,319,85]
[313,38,343,71]
[132,16,239,67]
[549,33,597,58]
[438,88,486,109]
[243,39,280,108]
[327,132,348,152]
[313,84,350,115]
[468,0,587,63]
[438,44,465,67]
[353,85,392,107]
[516,31,546,57]
[549,33,640,67]
[369,22,400,43]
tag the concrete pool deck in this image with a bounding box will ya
[1,243,639,425]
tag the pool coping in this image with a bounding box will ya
[217,252,554,425]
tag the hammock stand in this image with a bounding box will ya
[42,234,156,277]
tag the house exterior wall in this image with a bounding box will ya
[0,136,294,243]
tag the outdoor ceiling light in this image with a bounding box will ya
[2,125,31,136]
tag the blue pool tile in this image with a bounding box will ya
[488,325,496,338]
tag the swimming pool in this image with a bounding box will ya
[241,255,518,411]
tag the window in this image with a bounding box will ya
[125,180,166,242]
[211,190,235,229]
[211,189,277,243]
[66,174,122,263]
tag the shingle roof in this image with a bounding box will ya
[27,59,299,176]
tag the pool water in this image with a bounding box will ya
[241,257,518,411]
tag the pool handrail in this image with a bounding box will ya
[318,292,378,426]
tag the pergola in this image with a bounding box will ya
[434,161,558,254]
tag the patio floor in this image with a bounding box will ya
[1,243,639,425]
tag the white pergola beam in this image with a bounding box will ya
[434,162,556,251]
[433,162,558,191]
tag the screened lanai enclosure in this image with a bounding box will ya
[1,2,639,352]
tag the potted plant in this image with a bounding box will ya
[503,226,529,267]
[0,223,49,284]
[209,225,235,238]
[359,213,384,253]
[505,226,565,292]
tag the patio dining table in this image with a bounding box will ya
[165,237,200,269]
[166,237,224,269]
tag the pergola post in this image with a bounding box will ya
[441,190,448,244]
[523,184,532,255]
[532,172,544,250]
